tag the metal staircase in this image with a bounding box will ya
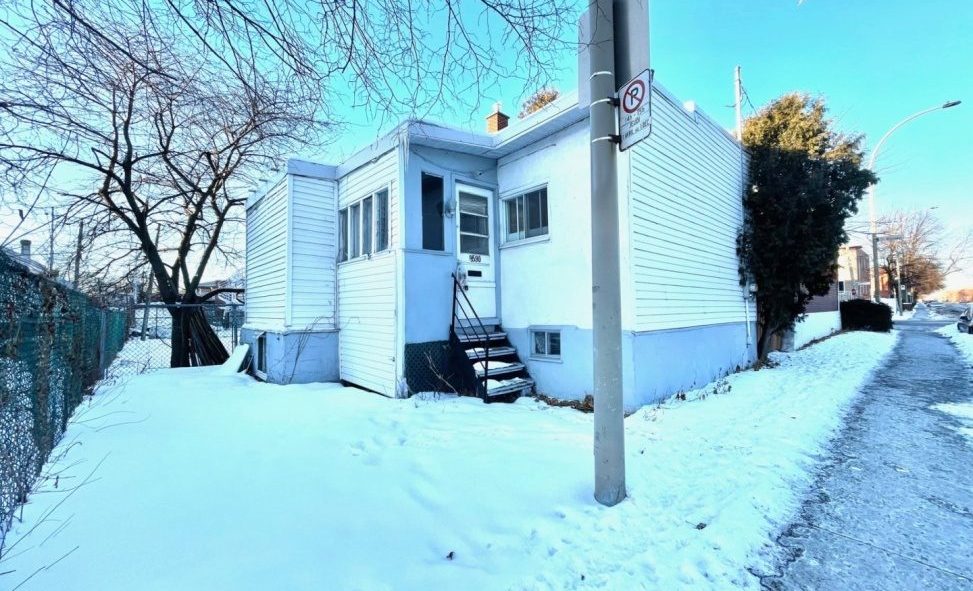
[449,273,533,401]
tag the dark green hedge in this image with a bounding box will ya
[840,299,893,332]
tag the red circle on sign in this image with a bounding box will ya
[622,79,645,114]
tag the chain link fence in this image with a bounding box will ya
[108,302,243,378]
[0,251,128,544]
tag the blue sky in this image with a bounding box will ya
[331,0,972,287]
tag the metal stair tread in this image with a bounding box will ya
[465,346,516,359]
[473,361,524,377]
[456,331,507,343]
[485,377,534,397]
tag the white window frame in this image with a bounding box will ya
[254,332,268,379]
[530,328,561,361]
[338,185,391,264]
[502,185,549,245]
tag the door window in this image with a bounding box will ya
[459,192,489,255]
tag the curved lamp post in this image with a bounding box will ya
[867,100,961,303]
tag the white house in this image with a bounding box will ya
[243,78,757,410]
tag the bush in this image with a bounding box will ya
[840,299,893,332]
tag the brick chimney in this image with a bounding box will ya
[20,239,31,257]
[485,102,509,133]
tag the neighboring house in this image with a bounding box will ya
[2,240,48,276]
[243,79,756,410]
[837,245,871,301]
[195,278,245,305]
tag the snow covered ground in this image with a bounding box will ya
[931,324,973,451]
[0,332,898,590]
[937,324,973,367]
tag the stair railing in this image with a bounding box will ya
[451,272,491,395]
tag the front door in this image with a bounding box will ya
[456,184,496,318]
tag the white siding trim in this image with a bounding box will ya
[285,176,294,327]
[394,141,408,397]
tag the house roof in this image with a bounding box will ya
[249,79,739,208]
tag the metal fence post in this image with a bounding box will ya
[98,308,108,378]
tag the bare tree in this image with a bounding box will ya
[878,209,968,300]
[0,2,319,365]
[518,87,561,118]
[0,0,574,366]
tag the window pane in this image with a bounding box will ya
[505,198,520,241]
[338,208,348,261]
[460,234,489,255]
[350,203,360,258]
[257,336,267,372]
[459,192,488,216]
[375,189,389,251]
[361,196,373,255]
[460,214,489,235]
[421,173,444,250]
[526,191,542,231]
[539,188,548,229]
[533,331,546,356]
[548,332,561,356]
[518,196,526,239]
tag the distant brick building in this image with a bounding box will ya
[837,245,871,301]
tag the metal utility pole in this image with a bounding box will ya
[734,66,744,142]
[871,232,882,304]
[588,0,625,507]
[866,100,961,303]
[895,248,904,315]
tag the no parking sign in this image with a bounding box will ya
[618,69,653,151]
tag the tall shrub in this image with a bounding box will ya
[738,95,876,359]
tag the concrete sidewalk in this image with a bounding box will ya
[760,322,973,590]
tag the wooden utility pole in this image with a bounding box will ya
[73,220,84,286]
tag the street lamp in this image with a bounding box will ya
[867,100,962,303]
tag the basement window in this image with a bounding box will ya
[504,187,548,243]
[255,332,267,378]
[531,329,561,360]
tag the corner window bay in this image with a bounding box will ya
[456,184,496,318]
[339,188,390,262]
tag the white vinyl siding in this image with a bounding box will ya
[245,180,288,328]
[336,149,400,396]
[245,172,337,332]
[627,85,752,331]
[289,175,338,329]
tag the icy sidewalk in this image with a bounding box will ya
[0,332,897,591]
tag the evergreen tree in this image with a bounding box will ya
[738,94,876,359]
